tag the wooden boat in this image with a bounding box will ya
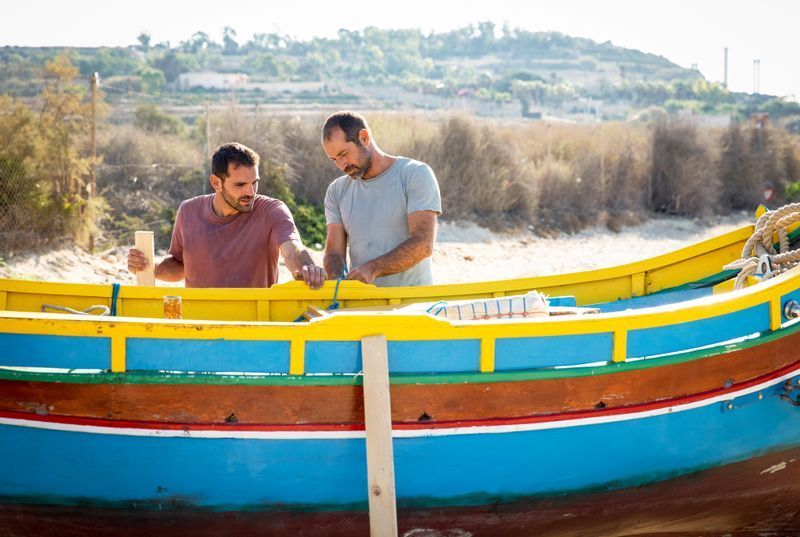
[1,222,799,536]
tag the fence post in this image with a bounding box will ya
[89,72,99,252]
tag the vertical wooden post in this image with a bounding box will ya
[88,72,99,252]
[134,231,155,286]
[361,335,398,537]
[204,100,212,194]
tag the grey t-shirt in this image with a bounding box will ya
[324,157,442,287]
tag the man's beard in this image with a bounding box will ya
[345,152,372,180]
[221,188,254,213]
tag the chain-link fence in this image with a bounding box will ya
[0,142,82,253]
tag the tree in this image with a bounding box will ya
[138,66,166,94]
[222,26,239,55]
[134,104,186,135]
[153,51,198,82]
[137,32,151,53]
[182,31,213,53]
[0,54,99,248]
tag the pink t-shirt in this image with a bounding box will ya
[168,194,300,288]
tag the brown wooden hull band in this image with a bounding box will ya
[0,329,798,426]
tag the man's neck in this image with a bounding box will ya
[211,193,238,217]
[363,151,396,180]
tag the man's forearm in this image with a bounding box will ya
[366,235,433,278]
[154,256,185,282]
[324,253,347,278]
[286,248,316,277]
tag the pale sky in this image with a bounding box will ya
[2,0,797,100]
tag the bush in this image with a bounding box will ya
[650,119,717,216]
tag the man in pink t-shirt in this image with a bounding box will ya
[127,143,326,288]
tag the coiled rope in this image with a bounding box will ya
[724,203,800,289]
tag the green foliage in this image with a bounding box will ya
[786,181,800,202]
[137,66,166,94]
[287,201,326,248]
[152,51,198,82]
[133,104,186,136]
[0,54,96,250]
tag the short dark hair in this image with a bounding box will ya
[322,111,369,145]
[211,142,259,179]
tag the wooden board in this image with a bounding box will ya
[361,335,398,537]
[134,231,155,287]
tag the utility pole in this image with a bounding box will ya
[89,72,99,252]
[753,59,761,94]
[723,48,728,88]
[204,99,211,194]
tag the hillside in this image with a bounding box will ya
[0,23,744,122]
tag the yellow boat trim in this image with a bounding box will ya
[0,226,753,323]
[2,263,798,374]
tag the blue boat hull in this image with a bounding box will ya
[2,373,798,511]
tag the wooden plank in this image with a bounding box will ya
[361,335,398,537]
[256,300,270,321]
[289,338,305,375]
[631,272,646,297]
[770,297,782,331]
[111,336,126,372]
[134,231,155,286]
[612,330,627,363]
[0,291,7,311]
[479,337,495,372]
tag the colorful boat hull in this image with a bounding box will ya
[1,227,799,535]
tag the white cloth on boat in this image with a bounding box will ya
[427,291,549,320]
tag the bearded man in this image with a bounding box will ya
[127,142,325,288]
[321,111,442,287]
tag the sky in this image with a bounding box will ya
[2,0,797,100]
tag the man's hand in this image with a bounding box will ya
[280,239,327,290]
[345,262,378,284]
[293,264,327,290]
[127,248,148,274]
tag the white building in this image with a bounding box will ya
[177,72,249,91]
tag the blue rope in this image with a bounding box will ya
[327,261,349,311]
[109,283,121,316]
[425,301,448,317]
[327,276,345,311]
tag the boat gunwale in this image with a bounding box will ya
[0,224,754,301]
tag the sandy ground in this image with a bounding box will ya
[0,213,752,286]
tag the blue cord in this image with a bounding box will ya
[425,301,448,317]
[327,276,344,311]
[109,283,121,316]
[327,261,349,311]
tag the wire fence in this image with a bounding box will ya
[0,146,76,253]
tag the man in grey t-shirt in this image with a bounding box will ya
[321,111,442,287]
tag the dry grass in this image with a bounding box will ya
[95,110,800,244]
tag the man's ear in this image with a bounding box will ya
[359,129,370,147]
[210,174,222,192]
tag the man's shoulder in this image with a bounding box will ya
[325,174,351,199]
[178,194,213,214]
[394,157,435,179]
[252,195,292,218]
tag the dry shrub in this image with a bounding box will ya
[718,123,757,210]
[424,116,523,222]
[97,124,204,248]
[95,108,800,249]
[650,119,718,216]
[281,116,339,205]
